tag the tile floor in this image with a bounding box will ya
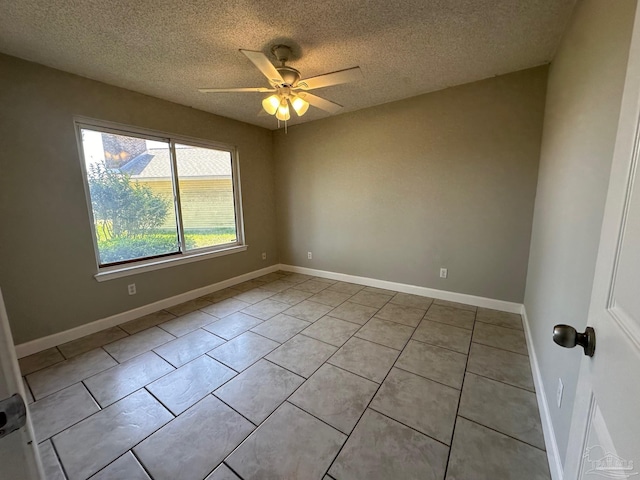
[19,271,551,480]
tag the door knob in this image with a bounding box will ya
[553,325,596,357]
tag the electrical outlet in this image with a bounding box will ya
[308,251,313,260]
[262,252,267,260]
[128,283,136,295]
[557,378,564,408]
[440,268,448,279]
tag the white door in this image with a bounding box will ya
[563,5,640,480]
[0,288,43,479]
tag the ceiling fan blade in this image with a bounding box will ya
[296,92,343,114]
[198,87,274,93]
[296,67,362,90]
[240,49,285,86]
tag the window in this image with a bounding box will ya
[76,120,244,275]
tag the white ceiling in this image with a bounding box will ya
[0,0,575,130]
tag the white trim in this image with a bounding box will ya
[521,305,564,480]
[279,264,523,313]
[94,245,248,282]
[15,264,279,358]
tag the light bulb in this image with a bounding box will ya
[262,95,280,115]
[291,96,309,116]
[276,100,290,121]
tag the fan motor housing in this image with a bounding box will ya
[276,66,300,87]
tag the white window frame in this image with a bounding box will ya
[74,117,246,282]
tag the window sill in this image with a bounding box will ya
[94,245,248,282]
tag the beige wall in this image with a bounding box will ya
[274,67,548,302]
[524,0,636,466]
[0,54,278,344]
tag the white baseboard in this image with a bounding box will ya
[521,305,564,480]
[15,262,522,357]
[14,264,280,358]
[280,264,523,313]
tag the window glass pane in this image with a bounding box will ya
[80,128,180,265]
[174,144,238,250]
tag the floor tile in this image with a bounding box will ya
[283,300,333,322]
[292,279,331,294]
[104,327,174,362]
[307,289,352,307]
[257,272,288,282]
[226,402,345,480]
[413,320,472,354]
[202,287,243,302]
[84,351,174,407]
[153,328,224,367]
[268,287,314,305]
[23,377,33,404]
[146,355,236,415]
[301,316,361,347]
[165,297,212,316]
[433,299,477,312]
[362,286,398,296]
[38,440,65,480]
[30,383,99,443]
[327,281,365,295]
[27,348,117,400]
[53,389,172,480]
[446,417,550,480]
[476,307,523,330]
[466,343,534,391]
[232,287,275,304]
[376,302,426,327]
[158,310,218,337]
[395,340,467,389]
[19,347,64,376]
[120,310,176,335]
[289,364,377,434]
[459,373,544,449]
[355,317,414,350]
[201,298,251,319]
[312,276,337,284]
[250,313,309,343]
[205,464,241,480]
[265,334,338,378]
[348,290,393,308]
[390,292,434,310]
[135,396,254,480]
[215,359,304,424]
[370,368,459,444]
[91,451,150,480]
[280,273,314,284]
[231,280,267,293]
[261,279,297,292]
[58,326,128,359]
[203,312,263,340]
[328,301,379,325]
[425,304,476,330]
[208,331,279,371]
[473,322,528,355]
[328,337,399,383]
[241,298,290,320]
[329,409,449,480]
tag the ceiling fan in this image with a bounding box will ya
[199,45,362,124]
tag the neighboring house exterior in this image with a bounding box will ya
[119,146,236,230]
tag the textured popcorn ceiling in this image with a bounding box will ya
[0,0,575,130]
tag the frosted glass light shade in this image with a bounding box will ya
[276,100,290,121]
[291,96,309,116]
[262,95,280,115]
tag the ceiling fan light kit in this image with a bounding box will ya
[198,44,362,129]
